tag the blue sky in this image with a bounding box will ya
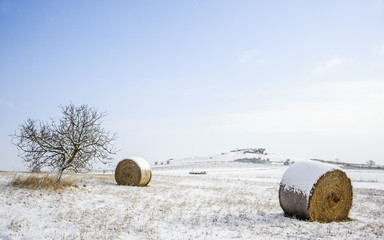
[1,0,384,170]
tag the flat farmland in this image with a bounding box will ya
[0,164,383,239]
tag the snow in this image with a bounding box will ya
[161,151,299,166]
[1,160,384,239]
[280,161,341,199]
[128,156,151,171]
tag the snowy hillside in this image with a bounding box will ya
[150,148,384,191]
[151,148,303,168]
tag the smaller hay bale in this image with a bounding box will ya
[279,161,353,222]
[115,157,152,186]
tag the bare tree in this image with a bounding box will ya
[30,164,42,173]
[11,104,118,183]
[367,160,376,168]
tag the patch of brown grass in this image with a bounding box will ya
[10,174,78,190]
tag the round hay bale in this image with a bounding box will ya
[279,161,353,222]
[115,157,152,186]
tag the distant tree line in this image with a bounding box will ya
[231,148,266,155]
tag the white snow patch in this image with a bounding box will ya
[280,161,341,199]
[129,156,151,171]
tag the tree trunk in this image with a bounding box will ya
[54,168,64,183]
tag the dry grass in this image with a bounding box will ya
[9,173,78,190]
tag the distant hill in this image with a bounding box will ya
[95,148,383,173]
[151,148,303,168]
[311,158,384,170]
[151,148,384,170]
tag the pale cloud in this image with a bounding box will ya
[238,49,263,65]
[378,44,384,56]
[208,80,384,135]
[313,56,343,73]
[0,98,14,108]
[210,102,383,134]
[369,44,384,69]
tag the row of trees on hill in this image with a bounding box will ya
[231,148,266,154]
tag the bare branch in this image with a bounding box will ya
[11,104,118,181]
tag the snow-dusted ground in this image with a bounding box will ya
[1,161,384,239]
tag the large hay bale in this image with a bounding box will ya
[115,157,152,186]
[279,161,353,222]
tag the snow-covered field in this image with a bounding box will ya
[1,161,384,239]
